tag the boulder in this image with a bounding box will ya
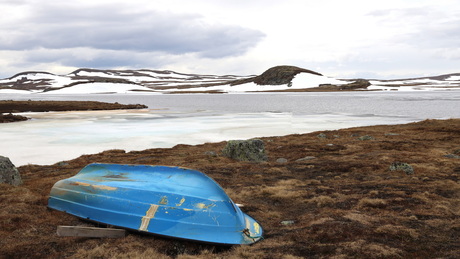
[444,154,460,159]
[358,135,375,141]
[317,133,327,139]
[296,156,316,162]
[0,156,22,186]
[389,162,414,175]
[276,158,288,164]
[222,139,268,162]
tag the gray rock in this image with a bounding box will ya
[204,151,218,157]
[389,162,414,175]
[222,139,268,162]
[276,158,288,164]
[296,156,316,162]
[0,156,22,186]
[444,154,460,159]
[317,133,327,139]
[358,135,375,141]
[281,220,295,226]
[57,162,69,166]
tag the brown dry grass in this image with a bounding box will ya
[1,119,460,258]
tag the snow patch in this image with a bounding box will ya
[160,73,348,93]
[0,89,32,94]
[446,75,460,81]
[42,82,155,94]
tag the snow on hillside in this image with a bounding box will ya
[44,82,155,94]
[446,76,460,81]
[160,73,348,93]
[70,69,248,85]
[4,72,74,88]
[369,77,460,91]
[1,67,459,94]
[0,68,253,94]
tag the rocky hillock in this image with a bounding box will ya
[319,79,371,90]
[231,65,324,86]
[253,65,322,85]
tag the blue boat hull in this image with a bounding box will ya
[48,163,263,245]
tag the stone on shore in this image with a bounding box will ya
[389,162,414,175]
[222,139,268,162]
[0,156,22,186]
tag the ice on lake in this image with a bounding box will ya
[1,91,459,166]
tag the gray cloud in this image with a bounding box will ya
[368,6,460,52]
[19,48,169,70]
[0,3,265,59]
[367,7,431,18]
[409,21,460,50]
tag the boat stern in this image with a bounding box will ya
[241,213,263,244]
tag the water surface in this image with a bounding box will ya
[1,91,459,166]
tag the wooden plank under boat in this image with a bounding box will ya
[48,163,263,245]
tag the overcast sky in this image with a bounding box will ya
[1,0,459,79]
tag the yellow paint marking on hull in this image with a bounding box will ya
[176,197,186,206]
[253,222,260,234]
[195,203,215,209]
[74,181,117,190]
[74,181,91,187]
[159,196,168,205]
[139,204,159,231]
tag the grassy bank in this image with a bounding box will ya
[1,119,459,258]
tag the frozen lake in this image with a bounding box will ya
[1,91,459,166]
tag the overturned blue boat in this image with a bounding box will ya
[48,163,263,245]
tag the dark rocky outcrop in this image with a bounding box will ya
[0,156,22,186]
[0,113,28,123]
[230,65,323,86]
[0,100,147,114]
[254,66,322,85]
[222,139,268,162]
[319,79,371,90]
[0,100,148,123]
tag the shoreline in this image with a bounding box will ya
[0,100,147,123]
[1,118,459,258]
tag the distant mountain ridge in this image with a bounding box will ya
[0,66,459,94]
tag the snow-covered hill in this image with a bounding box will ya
[0,66,459,94]
[369,74,460,91]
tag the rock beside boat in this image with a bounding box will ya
[0,156,22,186]
[222,139,268,162]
